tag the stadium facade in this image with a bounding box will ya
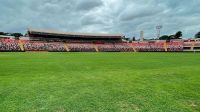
[0,28,200,52]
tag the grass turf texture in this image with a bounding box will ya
[0,53,200,112]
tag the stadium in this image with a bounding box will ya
[0,28,200,112]
[1,0,200,111]
[1,28,200,52]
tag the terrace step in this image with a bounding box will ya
[164,42,167,52]
[191,42,195,50]
[94,44,99,52]
[64,44,70,52]
[19,40,25,51]
[132,46,136,52]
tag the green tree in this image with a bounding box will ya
[195,32,200,38]
[132,37,136,41]
[159,35,170,40]
[169,35,175,39]
[10,33,23,37]
[9,33,23,40]
[174,31,182,39]
[0,32,5,35]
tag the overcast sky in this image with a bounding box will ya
[0,0,200,39]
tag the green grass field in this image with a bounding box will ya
[0,53,200,112]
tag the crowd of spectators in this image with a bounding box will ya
[23,41,47,51]
[96,43,117,52]
[0,39,21,51]
[67,43,96,52]
[132,42,165,52]
[95,43,133,52]
[65,39,93,43]
[46,42,66,52]
[22,41,67,52]
[0,39,193,52]
[114,43,134,52]
[167,42,183,52]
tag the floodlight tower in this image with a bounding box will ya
[156,25,163,39]
[140,31,144,41]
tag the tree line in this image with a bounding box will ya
[0,32,23,38]
[195,32,200,38]
[130,31,200,41]
[159,31,200,40]
[159,31,182,40]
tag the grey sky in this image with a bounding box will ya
[0,0,200,39]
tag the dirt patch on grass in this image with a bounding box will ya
[117,101,140,112]
[184,101,200,111]
[189,102,199,110]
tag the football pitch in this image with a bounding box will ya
[0,52,200,112]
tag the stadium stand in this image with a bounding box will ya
[67,43,96,52]
[96,43,117,52]
[114,43,134,52]
[0,29,199,52]
[183,41,193,51]
[167,41,183,52]
[193,41,200,51]
[132,41,165,52]
[46,42,66,52]
[194,42,200,47]
[0,39,21,52]
[22,41,47,51]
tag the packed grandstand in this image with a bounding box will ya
[0,28,200,52]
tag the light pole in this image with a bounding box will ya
[156,25,163,39]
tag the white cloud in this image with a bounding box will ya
[0,0,200,39]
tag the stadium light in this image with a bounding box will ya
[156,25,163,39]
